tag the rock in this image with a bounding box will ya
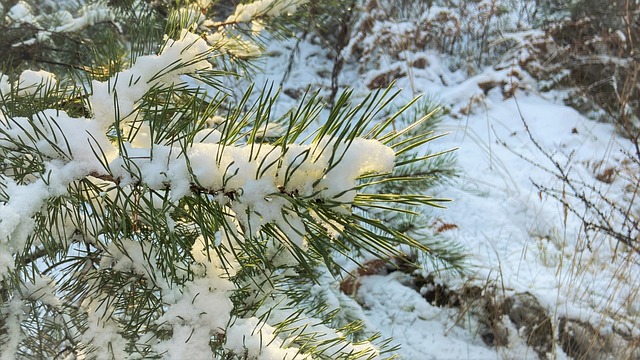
[480,321,509,347]
[504,292,553,359]
[366,68,405,89]
[559,318,640,360]
[339,258,401,298]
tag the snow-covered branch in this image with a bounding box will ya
[0,1,455,358]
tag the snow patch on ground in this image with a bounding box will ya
[358,273,499,360]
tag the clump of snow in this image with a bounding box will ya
[5,2,115,47]
[223,0,309,24]
[105,135,394,241]
[17,70,57,97]
[204,0,298,59]
[1,109,114,169]
[77,297,128,360]
[0,73,10,95]
[315,138,396,203]
[256,122,284,138]
[53,3,116,34]
[6,1,35,24]
[205,30,262,58]
[357,274,498,359]
[245,291,380,359]
[90,30,212,130]
[193,128,222,143]
[20,274,61,307]
[0,298,26,359]
[99,238,158,280]
[0,178,49,271]
[154,237,236,358]
[155,277,233,359]
[172,4,207,31]
[224,317,302,359]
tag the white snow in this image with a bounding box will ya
[90,30,212,130]
[5,2,115,47]
[0,73,10,95]
[77,297,129,360]
[223,0,309,24]
[224,318,302,360]
[0,298,25,360]
[20,274,61,307]
[6,1,35,24]
[358,274,498,360]
[17,70,57,97]
[0,13,401,357]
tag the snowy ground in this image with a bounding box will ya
[252,32,640,359]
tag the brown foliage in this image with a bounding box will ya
[527,1,640,136]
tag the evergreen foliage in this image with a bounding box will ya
[0,0,462,358]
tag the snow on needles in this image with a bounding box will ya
[109,135,395,242]
[4,1,116,47]
[16,70,57,97]
[0,24,395,268]
[90,30,212,130]
[223,0,309,24]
